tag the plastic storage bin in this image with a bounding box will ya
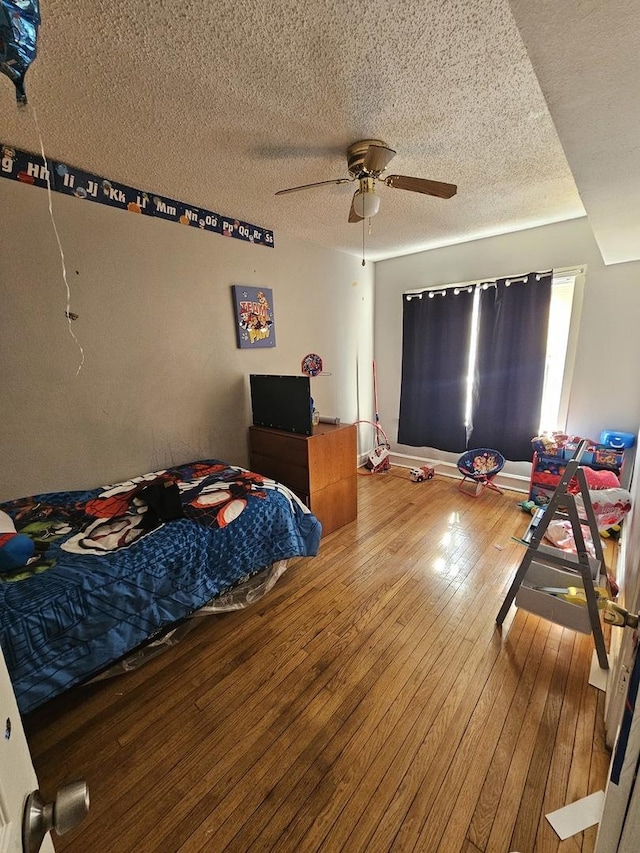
[600,430,635,450]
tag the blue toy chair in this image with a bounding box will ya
[457,448,505,498]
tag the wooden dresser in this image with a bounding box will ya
[248,422,357,535]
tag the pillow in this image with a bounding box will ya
[575,488,632,532]
[583,468,621,489]
[568,467,620,493]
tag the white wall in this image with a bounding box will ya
[374,217,640,472]
[0,179,374,500]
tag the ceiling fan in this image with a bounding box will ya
[275,139,457,222]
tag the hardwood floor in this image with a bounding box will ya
[24,470,613,852]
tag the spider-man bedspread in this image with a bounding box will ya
[0,460,321,714]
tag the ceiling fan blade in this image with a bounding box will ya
[275,178,351,196]
[348,193,363,223]
[363,143,396,173]
[385,174,457,199]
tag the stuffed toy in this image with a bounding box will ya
[0,510,35,574]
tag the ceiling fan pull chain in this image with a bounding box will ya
[362,214,366,266]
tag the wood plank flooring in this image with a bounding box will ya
[24,470,613,852]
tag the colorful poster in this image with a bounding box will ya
[0,143,274,248]
[232,285,276,349]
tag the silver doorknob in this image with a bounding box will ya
[22,780,90,853]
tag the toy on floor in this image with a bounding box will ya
[409,466,435,482]
[366,443,391,473]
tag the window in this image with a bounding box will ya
[539,275,576,433]
[462,275,576,434]
[399,269,581,461]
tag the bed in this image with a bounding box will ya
[0,459,321,714]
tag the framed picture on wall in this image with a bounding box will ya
[231,285,277,349]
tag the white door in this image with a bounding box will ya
[0,646,54,853]
[605,437,640,748]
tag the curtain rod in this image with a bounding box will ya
[402,265,586,298]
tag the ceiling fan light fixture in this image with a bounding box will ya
[353,188,380,219]
[275,140,457,226]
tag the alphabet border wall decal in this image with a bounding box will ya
[0,143,274,248]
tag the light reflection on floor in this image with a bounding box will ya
[433,511,464,577]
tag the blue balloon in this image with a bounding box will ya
[0,0,41,105]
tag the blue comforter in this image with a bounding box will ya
[0,460,321,713]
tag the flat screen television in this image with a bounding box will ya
[249,374,312,436]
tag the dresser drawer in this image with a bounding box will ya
[249,451,309,497]
[248,427,309,467]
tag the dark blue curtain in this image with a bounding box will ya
[468,272,552,461]
[398,288,475,452]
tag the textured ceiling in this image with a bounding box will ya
[1,0,587,261]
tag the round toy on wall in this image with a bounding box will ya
[301,353,323,377]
